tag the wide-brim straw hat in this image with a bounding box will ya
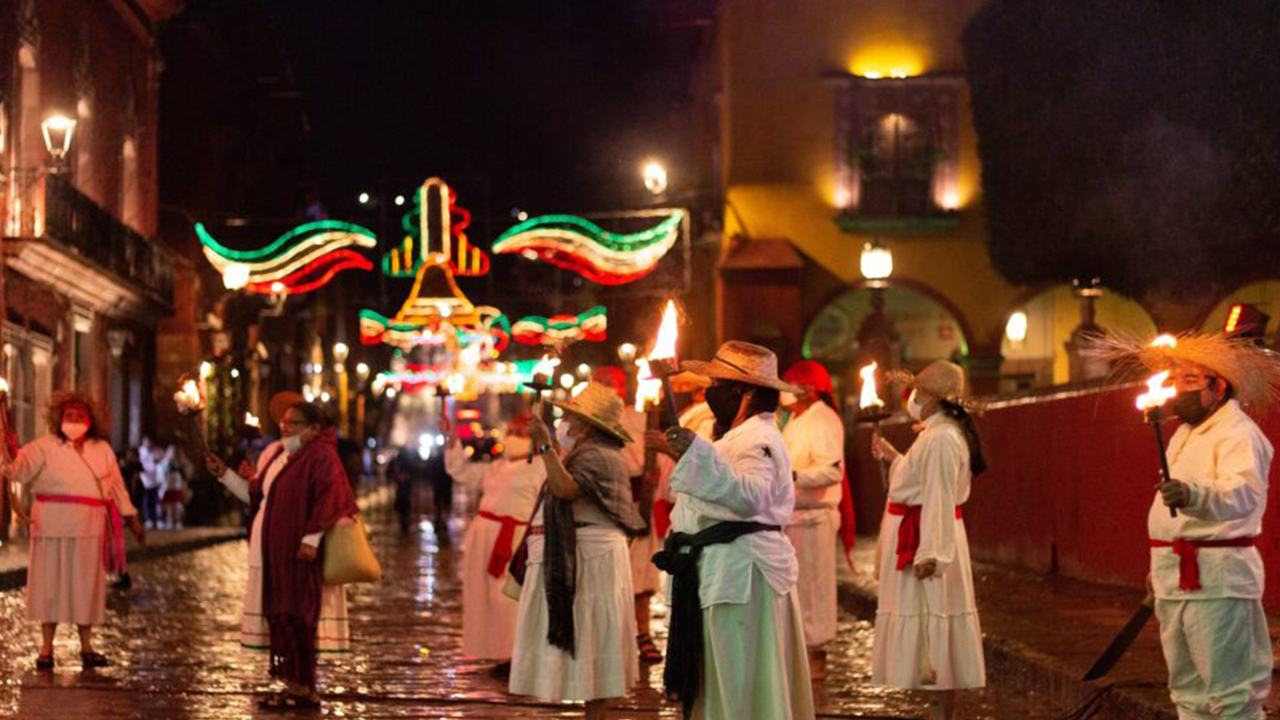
[269,391,306,425]
[551,381,634,443]
[889,360,982,411]
[669,370,711,393]
[681,340,803,394]
[1089,331,1280,415]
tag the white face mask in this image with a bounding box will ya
[779,392,798,408]
[61,422,89,441]
[504,435,531,458]
[281,434,303,454]
[907,390,926,421]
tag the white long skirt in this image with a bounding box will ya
[872,512,985,690]
[26,537,106,625]
[461,514,520,659]
[784,510,839,648]
[240,564,350,654]
[509,526,639,702]
[694,568,815,720]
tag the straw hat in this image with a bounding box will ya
[1090,331,1280,415]
[269,391,306,425]
[669,370,711,393]
[551,381,634,443]
[889,360,981,410]
[682,341,802,394]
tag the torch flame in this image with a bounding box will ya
[1136,370,1177,411]
[532,354,560,377]
[858,362,884,410]
[648,300,679,361]
[174,379,205,414]
[634,358,663,412]
[245,412,260,428]
[1151,334,1177,348]
[0,377,9,395]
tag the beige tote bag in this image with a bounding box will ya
[322,515,382,585]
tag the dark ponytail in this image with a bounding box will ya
[939,400,987,476]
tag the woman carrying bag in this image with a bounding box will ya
[207,400,358,712]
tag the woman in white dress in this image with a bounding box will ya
[7,392,146,670]
[509,382,648,720]
[204,392,350,658]
[443,413,544,676]
[870,361,987,720]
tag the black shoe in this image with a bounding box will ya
[489,661,511,680]
[80,651,110,668]
[35,653,54,671]
[111,573,132,591]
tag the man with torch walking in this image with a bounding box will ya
[1104,332,1280,720]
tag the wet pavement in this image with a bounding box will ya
[0,505,1067,719]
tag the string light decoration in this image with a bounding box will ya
[495,306,607,346]
[360,306,503,349]
[492,209,685,285]
[199,221,377,295]
[382,177,490,278]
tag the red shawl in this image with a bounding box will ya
[256,428,357,687]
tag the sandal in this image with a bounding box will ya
[80,651,110,668]
[637,634,663,663]
[35,653,54,671]
[258,692,321,712]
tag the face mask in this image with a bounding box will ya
[61,422,89,441]
[779,391,797,408]
[282,434,303,454]
[504,435,531,458]
[907,390,926,421]
[705,384,744,427]
[1172,389,1212,425]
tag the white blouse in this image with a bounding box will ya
[8,435,137,538]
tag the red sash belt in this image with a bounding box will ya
[35,494,127,573]
[887,502,964,571]
[478,510,528,579]
[1149,536,1257,592]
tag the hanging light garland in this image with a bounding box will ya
[486,305,607,346]
[199,220,377,295]
[492,209,685,285]
[382,177,490,278]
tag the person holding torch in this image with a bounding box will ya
[1099,332,1280,720]
[869,360,986,720]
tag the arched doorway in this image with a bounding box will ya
[804,282,969,411]
[1001,285,1156,389]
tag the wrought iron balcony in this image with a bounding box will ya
[4,170,174,311]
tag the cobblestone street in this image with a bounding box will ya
[0,507,1063,718]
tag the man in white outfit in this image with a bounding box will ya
[1136,332,1280,720]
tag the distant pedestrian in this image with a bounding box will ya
[444,412,544,678]
[650,341,815,720]
[206,398,357,711]
[871,361,987,720]
[389,450,415,534]
[509,382,647,720]
[1103,332,1279,720]
[138,437,171,529]
[161,459,187,529]
[5,391,146,670]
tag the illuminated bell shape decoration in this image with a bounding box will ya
[390,258,482,329]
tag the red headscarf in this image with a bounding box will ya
[782,360,833,395]
[592,366,628,400]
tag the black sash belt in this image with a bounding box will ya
[652,521,781,718]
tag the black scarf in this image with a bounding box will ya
[652,521,781,718]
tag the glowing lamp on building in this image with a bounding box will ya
[642,160,668,196]
[1005,311,1029,343]
[859,240,893,286]
[41,114,77,160]
[1223,303,1269,339]
[222,263,251,290]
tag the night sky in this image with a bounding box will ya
[259,0,710,219]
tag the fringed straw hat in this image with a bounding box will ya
[1090,331,1280,416]
[682,341,803,394]
[551,381,634,443]
[889,360,983,411]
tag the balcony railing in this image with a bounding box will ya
[4,169,174,307]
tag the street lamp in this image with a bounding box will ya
[856,237,899,379]
[860,239,893,287]
[642,160,668,196]
[332,342,350,435]
[221,262,250,290]
[617,343,638,364]
[332,342,350,363]
[41,114,77,162]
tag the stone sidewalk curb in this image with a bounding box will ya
[838,571,1177,720]
[0,483,396,593]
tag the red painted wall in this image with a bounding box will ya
[847,386,1280,611]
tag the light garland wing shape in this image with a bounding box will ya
[199,221,377,295]
[501,306,607,346]
[491,210,685,285]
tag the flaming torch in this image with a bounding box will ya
[856,362,891,489]
[173,374,209,456]
[1136,368,1179,518]
[644,299,681,427]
